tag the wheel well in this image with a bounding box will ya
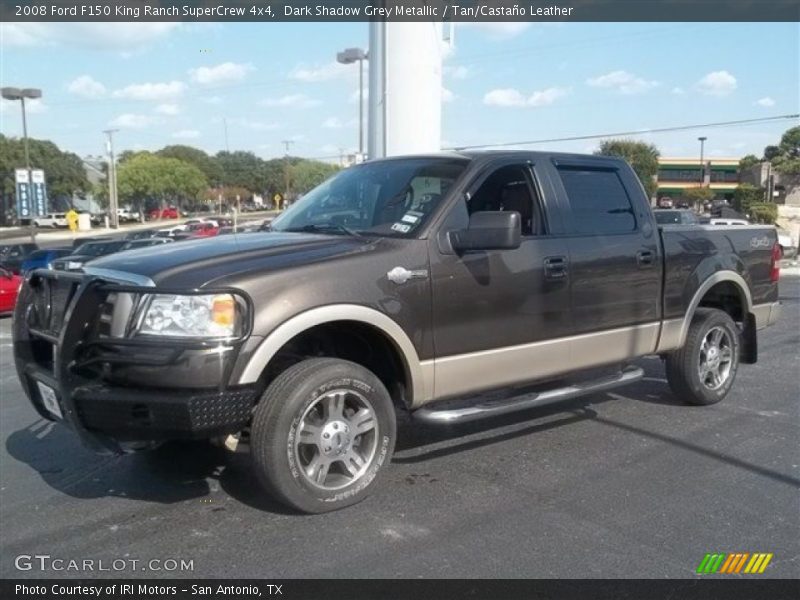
[697,281,746,323]
[696,280,757,363]
[259,321,410,408]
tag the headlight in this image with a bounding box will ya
[135,293,241,338]
[66,261,84,271]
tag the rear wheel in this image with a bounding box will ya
[251,358,396,513]
[666,308,740,405]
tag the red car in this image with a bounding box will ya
[147,207,180,220]
[187,222,219,238]
[0,267,22,316]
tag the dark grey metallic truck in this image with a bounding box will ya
[13,151,782,513]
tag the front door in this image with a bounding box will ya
[429,161,572,399]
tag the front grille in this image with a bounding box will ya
[28,277,79,335]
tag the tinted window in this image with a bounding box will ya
[654,211,681,225]
[558,167,636,234]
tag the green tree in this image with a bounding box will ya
[158,145,223,186]
[0,134,89,202]
[778,126,800,158]
[732,183,765,214]
[215,151,267,192]
[290,160,340,195]
[116,153,207,212]
[595,139,660,199]
[738,154,761,171]
[684,186,715,210]
[763,145,781,161]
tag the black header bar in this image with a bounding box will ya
[2,0,799,22]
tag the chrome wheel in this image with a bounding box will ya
[293,389,378,491]
[698,326,733,390]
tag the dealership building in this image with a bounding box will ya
[656,158,740,201]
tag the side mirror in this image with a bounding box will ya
[449,211,521,252]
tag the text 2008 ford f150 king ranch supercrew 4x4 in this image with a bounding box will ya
[13,152,782,513]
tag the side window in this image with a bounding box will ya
[557,167,636,234]
[468,164,540,236]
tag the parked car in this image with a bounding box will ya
[13,151,782,513]
[124,229,160,241]
[33,213,68,228]
[0,267,22,316]
[657,197,674,209]
[117,208,141,222]
[710,218,749,226]
[72,236,113,250]
[0,243,39,273]
[20,248,74,273]
[147,207,179,220]
[186,221,220,238]
[654,210,700,225]
[52,240,129,271]
[154,225,187,238]
[776,229,798,259]
[120,238,174,251]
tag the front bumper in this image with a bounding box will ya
[13,270,257,454]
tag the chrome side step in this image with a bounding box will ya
[414,366,644,424]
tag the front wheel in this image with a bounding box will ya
[251,358,396,513]
[665,308,740,405]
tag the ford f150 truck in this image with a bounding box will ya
[13,152,782,513]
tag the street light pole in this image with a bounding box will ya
[2,86,43,242]
[337,47,368,159]
[103,129,120,229]
[698,136,707,186]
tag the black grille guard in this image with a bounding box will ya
[14,268,254,454]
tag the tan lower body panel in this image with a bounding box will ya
[429,322,661,402]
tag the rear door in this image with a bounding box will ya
[547,157,662,357]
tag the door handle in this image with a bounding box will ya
[544,256,568,280]
[636,250,655,266]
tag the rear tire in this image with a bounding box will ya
[666,308,740,405]
[251,358,396,513]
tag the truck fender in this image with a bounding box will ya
[236,304,433,406]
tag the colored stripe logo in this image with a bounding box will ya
[696,552,773,574]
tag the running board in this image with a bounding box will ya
[414,366,644,424]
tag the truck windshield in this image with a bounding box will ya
[270,157,468,237]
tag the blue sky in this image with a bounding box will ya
[1,21,798,161]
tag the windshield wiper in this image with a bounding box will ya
[284,223,364,239]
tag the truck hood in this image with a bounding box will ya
[87,232,368,287]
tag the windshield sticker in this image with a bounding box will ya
[391,222,412,233]
[401,211,423,224]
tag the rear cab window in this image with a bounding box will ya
[556,166,637,234]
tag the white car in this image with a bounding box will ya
[710,218,749,226]
[117,208,140,222]
[777,229,798,259]
[33,213,68,228]
[154,225,187,238]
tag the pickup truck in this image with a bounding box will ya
[13,151,782,513]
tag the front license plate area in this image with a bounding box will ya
[37,381,63,419]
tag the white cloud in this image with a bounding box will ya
[1,23,181,50]
[228,118,279,131]
[461,23,531,40]
[290,62,351,82]
[67,75,106,98]
[671,87,686,95]
[172,129,200,139]
[586,70,659,94]
[189,62,254,85]
[109,113,152,128]
[442,87,455,103]
[155,103,180,115]
[755,96,775,107]
[204,96,223,105]
[112,81,186,101]
[445,65,471,80]
[696,70,737,96]
[322,117,343,129]
[261,94,320,108]
[483,87,568,108]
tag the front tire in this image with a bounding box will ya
[251,358,396,513]
[666,308,740,405]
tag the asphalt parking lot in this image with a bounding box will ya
[0,278,798,580]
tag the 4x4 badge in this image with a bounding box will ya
[387,266,428,285]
